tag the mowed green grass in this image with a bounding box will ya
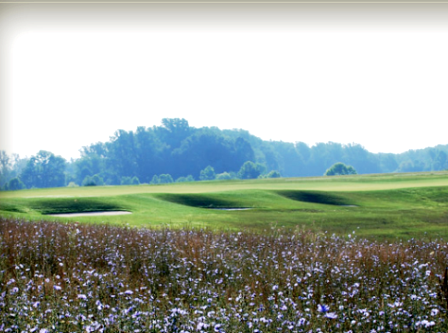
[1,171,448,240]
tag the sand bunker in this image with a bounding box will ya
[49,211,132,217]
[25,195,74,198]
[209,208,252,211]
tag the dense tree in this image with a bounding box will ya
[324,162,357,176]
[134,126,167,183]
[82,174,104,186]
[20,151,66,188]
[92,174,104,186]
[150,175,160,185]
[267,142,303,177]
[199,166,216,181]
[108,130,138,178]
[121,177,132,185]
[82,176,95,186]
[158,174,174,184]
[150,174,174,184]
[396,160,425,173]
[342,143,381,174]
[378,153,399,173]
[433,150,448,171]
[176,175,194,182]
[159,118,192,149]
[74,156,104,185]
[172,130,239,178]
[67,118,437,184]
[265,170,281,178]
[3,119,447,191]
[0,152,29,190]
[216,172,233,180]
[259,145,280,173]
[121,176,140,185]
[238,161,264,179]
[233,137,256,167]
[6,177,25,191]
[0,150,10,189]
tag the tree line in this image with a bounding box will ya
[1,118,448,190]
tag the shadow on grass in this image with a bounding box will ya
[156,193,238,209]
[275,190,354,206]
[28,198,125,215]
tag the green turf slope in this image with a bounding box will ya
[1,171,447,240]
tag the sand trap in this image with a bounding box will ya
[49,211,132,217]
[25,195,74,198]
[209,208,252,211]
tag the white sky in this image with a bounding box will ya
[1,3,448,161]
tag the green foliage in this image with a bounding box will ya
[237,161,263,179]
[20,151,66,189]
[324,162,357,176]
[151,174,173,184]
[150,175,160,185]
[82,176,96,186]
[172,129,254,179]
[199,165,216,181]
[4,119,448,191]
[176,175,195,183]
[396,160,426,173]
[216,172,233,180]
[6,177,25,191]
[0,150,11,189]
[185,175,195,182]
[121,175,140,185]
[158,174,173,184]
[263,170,281,178]
[433,150,448,170]
[82,174,104,187]
[67,182,79,188]
[121,177,132,185]
[378,153,399,173]
[91,174,104,186]
[160,118,191,149]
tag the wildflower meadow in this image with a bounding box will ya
[1,217,448,332]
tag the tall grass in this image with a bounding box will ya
[1,217,447,332]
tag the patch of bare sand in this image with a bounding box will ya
[48,211,131,217]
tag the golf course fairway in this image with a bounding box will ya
[1,171,447,240]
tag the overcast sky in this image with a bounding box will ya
[1,3,448,161]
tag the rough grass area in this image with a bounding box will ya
[1,217,448,332]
